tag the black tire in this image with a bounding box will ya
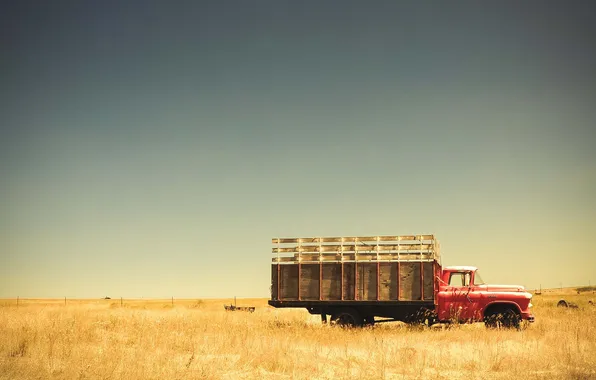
[501,309,521,329]
[330,309,363,328]
[484,308,520,329]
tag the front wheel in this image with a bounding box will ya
[484,308,520,329]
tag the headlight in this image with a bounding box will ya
[529,303,533,308]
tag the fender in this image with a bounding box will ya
[483,300,521,317]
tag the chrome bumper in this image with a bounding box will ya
[522,312,535,323]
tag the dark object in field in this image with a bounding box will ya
[224,304,255,312]
[557,299,578,308]
[224,296,255,312]
[104,296,111,300]
[575,286,596,293]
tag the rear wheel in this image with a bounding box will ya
[330,309,363,328]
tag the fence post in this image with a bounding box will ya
[121,297,123,307]
[171,296,173,306]
[64,296,66,306]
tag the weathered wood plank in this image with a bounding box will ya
[357,263,378,301]
[299,264,320,300]
[273,253,436,262]
[272,235,435,244]
[342,263,355,300]
[271,264,279,300]
[280,265,298,300]
[273,243,436,253]
[321,264,341,300]
[423,261,434,300]
[379,262,398,300]
[399,262,421,300]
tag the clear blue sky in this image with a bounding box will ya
[1,1,595,298]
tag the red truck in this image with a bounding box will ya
[268,235,534,328]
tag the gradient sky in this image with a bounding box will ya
[1,1,595,298]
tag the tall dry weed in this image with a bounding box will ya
[0,295,594,379]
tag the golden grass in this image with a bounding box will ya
[1,294,595,379]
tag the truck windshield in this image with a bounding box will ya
[473,271,485,285]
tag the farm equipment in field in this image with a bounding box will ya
[224,305,255,312]
[224,297,255,312]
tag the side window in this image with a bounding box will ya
[449,272,471,287]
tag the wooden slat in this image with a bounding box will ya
[378,262,398,300]
[343,263,355,300]
[271,264,279,300]
[279,265,298,300]
[423,262,434,301]
[299,264,320,301]
[357,263,377,301]
[274,253,436,263]
[321,264,341,300]
[399,262,421,300]
[272,235,435,244]
[273,243,436,253]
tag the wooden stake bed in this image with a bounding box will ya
[271,235,440,302]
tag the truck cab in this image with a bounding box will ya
[437,266,534,327]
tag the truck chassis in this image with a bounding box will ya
[268,299,435,326]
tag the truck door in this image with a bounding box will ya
[447,271,474,322]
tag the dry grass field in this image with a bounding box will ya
[1,291,595,379]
